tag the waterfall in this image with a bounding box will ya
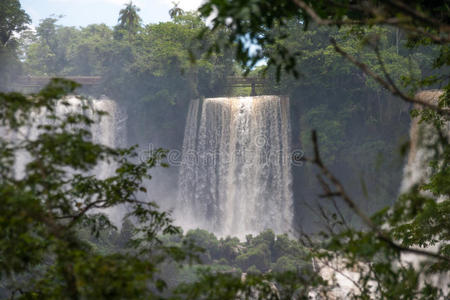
[12,96,125,177]
[400,90,447,192]
[309,90,449,299]
[400,90,449,297]
[90,97,127,180]
[90,96,127,225]
[9,96,127,224]
[177,96,293,237]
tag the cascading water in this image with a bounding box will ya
[401,90,449,193]
[89,96,128,225]
[10,96,127,223]
[177,96,293,237]
[90,96,127,181]
[13,96,125,177]
[310,91,450,299]
[400,90,449,297]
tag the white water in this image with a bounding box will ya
[310,91,449,299]
[401,90,449,192]
[90,97,127,181]
[88,97,127,225]
[400,90,449,298]
[10,96,127,224]
[177,96,293,237]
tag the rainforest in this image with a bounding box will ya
[0,0,449,299]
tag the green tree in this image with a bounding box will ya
[185,229,220,262]
[235,244,271,272]
[117,1,142,38]
[169,2,185,19]
[25,17,80,75]
[0,79,189,298]
[196,1,450,298]
[0,0,30,47]
[0,0,30,90]
[22,12,234,151]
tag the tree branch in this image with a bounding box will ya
[291,0,450,44]
[387,0,450,32]
[66,199,106,228]
[291,0,368,26]
[329,38,450,115]
[304,130,450,262]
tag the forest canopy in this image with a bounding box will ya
[0,0,449,299]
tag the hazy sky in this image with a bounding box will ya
[21,0,205,27]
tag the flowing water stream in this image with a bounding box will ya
[177,96,293,237]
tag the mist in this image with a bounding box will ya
[1,1,448,298]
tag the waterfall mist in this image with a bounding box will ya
[400,90,449,296]
[177,96,293,237]
[401,90,448,193]
[10,96,127,224]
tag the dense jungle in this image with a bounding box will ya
[0,0,448,299]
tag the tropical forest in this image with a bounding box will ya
[0,0,449,299]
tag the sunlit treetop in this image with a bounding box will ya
[198,0,450,73]
[0,0,30,46]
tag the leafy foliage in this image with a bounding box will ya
[0,0,30,46]
[196,0,450,298]
[117,1,142,39]
[20,12,235,149]
[0,79,188,298]
[2,0,449,298]
[0,0,30,90]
